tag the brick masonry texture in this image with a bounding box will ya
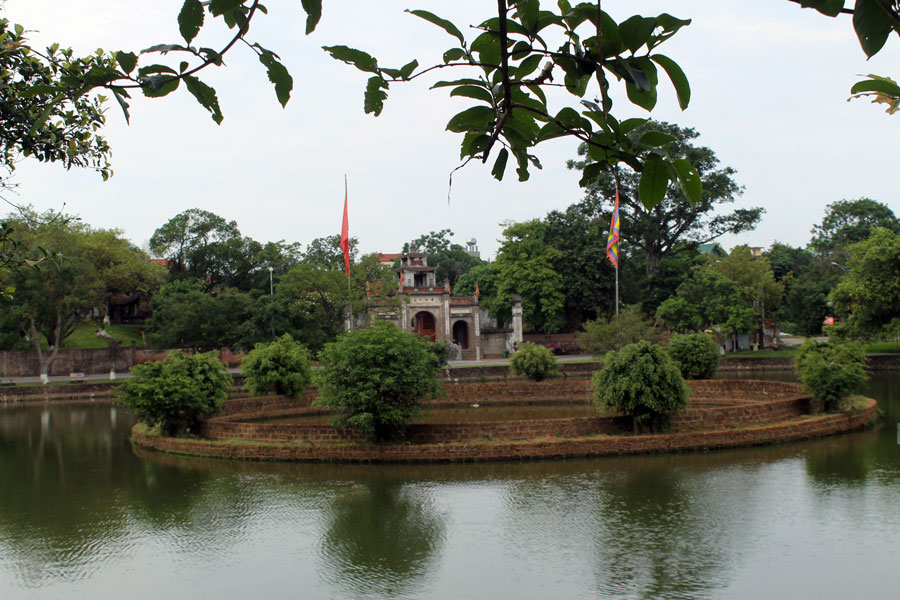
[132,380,878,463]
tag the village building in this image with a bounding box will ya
[358,245,522,360]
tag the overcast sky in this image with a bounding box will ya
[4,1,898,260]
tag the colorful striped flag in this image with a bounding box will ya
[606,184,620,267]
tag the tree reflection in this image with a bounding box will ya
[319,478,445,599]
[0,404,136,585]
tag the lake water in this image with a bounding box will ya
[1,373,898,599]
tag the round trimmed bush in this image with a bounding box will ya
[242,333,312,397]
[794,340,868,412]
[118,351,232,436]
[510,342,559,381]
[315,322,441,442]
[666,333,720,379]
[592,341,689,431]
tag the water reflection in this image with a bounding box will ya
[319,478,445,599]
[0,373,898,599]
[0,404,136,586]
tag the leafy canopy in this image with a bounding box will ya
[666,333,719,380]
[242,333,312,398]
[592,340,688,431]
[118,351,233,436]
[510,341,559,381]
[315,322,441,442]
[794,339,868,412]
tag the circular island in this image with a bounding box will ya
[131,379,878,463]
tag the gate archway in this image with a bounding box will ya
[452,320,469,349]
[412,311,436,342]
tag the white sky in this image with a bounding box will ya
[3,1,898,260]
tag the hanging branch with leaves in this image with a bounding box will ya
[324,0,699,210]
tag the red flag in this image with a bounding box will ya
[340,178,350,277]
[475,282,480,297]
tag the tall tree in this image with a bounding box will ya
[765,242,831,336]
[541,203,616,329]
[830,227,900,339]
[303,234,358,270]
[6,211,165,378]
[149,209,240,274]
[712,246,783,348]
[809,198,900,256]
[493,220,565,333]
[569,121,761,278]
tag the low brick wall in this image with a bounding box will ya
[0,382,120,404]
[134,397,877,463]
[201,382,809,445]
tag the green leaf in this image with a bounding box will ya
[651,54,690,110]
[578,161,605,188]
[406,9,465,45]
[491,148,509,180]
[178,0,204,44]
[184,75,224,124]
[673,158,702,204]
[141,44,189,55]
[625,59,658,111]
[449,85,494,104]
[460,132,492,158]
[513,148,531,182]
[300,0,323,34]
[322,45,379,73]
[443,48,466,63]
[471,31,501,67]
[853,0,894,58]
[112,88,131,124]
[619,16,657,53]
[536,120,566,143]
[446,105,496,132]
[116,51,138,75]
[796,0,846,18]
[515,54,543,79]
[850,75,900,96]
[639,130,676,147]
[431,78,485,89]
[209,0,243,17]
[364,76,388,116]
[516,0,541,35]
[21,84,60,98]
[258,50,293,107]
[399,59,419,79]
[28,94,64,134]
[638,158,669,209]
[138,65,180,98]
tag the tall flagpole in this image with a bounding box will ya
[341,174,352,329]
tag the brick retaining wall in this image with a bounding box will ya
[200,381,809,445]
[134,397,877,463]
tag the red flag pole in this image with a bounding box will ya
[340,175,350,279]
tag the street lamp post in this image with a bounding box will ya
[268,266,274,295]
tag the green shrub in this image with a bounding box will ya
[794,340,868,412]
[315,322,441,442]
[242,333,312,397]
[579,306,661,356]
[591,341,689,432]
[666,333,720,379]
[118,351,232,436]
[510,342,559,381]
[427,340,451,366]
